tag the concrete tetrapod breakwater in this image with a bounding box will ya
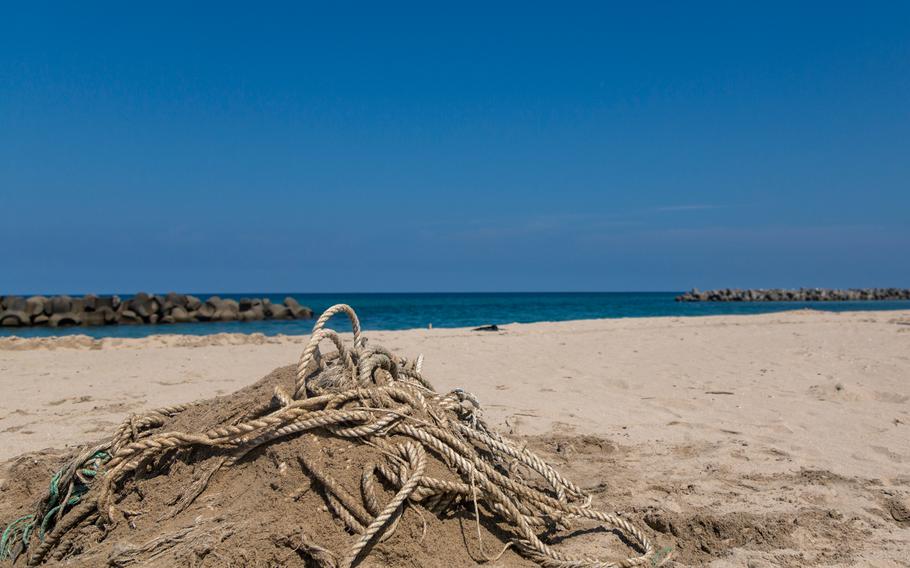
[0,293,314,327]
[676,288,910,302]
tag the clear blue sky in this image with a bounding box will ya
[2,2,908,294]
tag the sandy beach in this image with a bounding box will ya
[2,309,909,566]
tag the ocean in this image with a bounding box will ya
[3,292,909,339]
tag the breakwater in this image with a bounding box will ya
[676,288,910,302]
[0,293,313,327]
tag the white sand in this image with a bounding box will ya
[1,309,909,565]
[2,310,909,474]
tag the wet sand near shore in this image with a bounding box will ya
[1,309,909,566]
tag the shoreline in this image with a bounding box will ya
[3,292,910,342]
[3,307,910,351]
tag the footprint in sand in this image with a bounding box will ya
[870,445,906,463]
[90,400,147,413]
[762,446,791,459]
[873,391,910,404]
[46,395,94,406]
[83,421,119,434]
[886,497,910,525]
[3,426,35,435]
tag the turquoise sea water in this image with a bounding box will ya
[3,292,909,339]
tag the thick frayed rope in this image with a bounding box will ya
[4,304,667,568]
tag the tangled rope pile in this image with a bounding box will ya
[3,304,668,567]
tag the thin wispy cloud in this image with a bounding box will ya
[442,214,640,242]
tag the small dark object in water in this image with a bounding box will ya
[473,324,500,332]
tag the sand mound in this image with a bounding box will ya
[1,367,533,567]
[0,305,662,568]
